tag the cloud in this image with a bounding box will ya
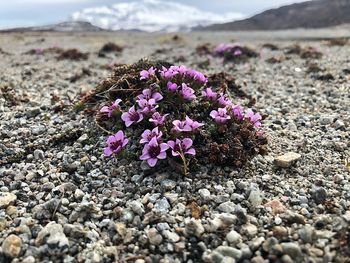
[9,0,92,4]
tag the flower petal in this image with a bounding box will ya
[148,158,158,167]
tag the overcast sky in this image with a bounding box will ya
[0,0,308,28]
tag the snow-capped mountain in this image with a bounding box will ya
[71,0,244,32]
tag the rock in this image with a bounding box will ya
[265,199,286,215]
[129,200,145,215]
[281,242,302,258]
[0,192,17,208]
[154,197,170,213]
[185,219,205,237]
[282,210,306,224]
[248,190,263,207]
[161,179,176,190]
[77,133,88,143]
[218,201,235,213]
[226,230,242,245]
[147,228,163,245]
[241,223,258,237]
[312,187,327,204]
[2,234,22,258]
[274,152,301,168]
[198,189,211,200]
[298,225,314,243]
[33,149,45,160]
[35,222,69,253]
[215,246,242,261]
[162,230,180,243]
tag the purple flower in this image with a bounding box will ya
[100,99,122,118]
[137,88,163,102]
[121,106,144,127]
[172,119,192,132]
[210,108,231,124]
[35,48,44,55]
[160,66,178,79]
[245,109,262,128]
[149,112,169,126]
[202,87,218,101]
[140,67,156,80]
[232,105,244,120]
[185,69,208,84]
[140,137,169,167]
[185,116,204,130]
[137,98,158,114]
[234,49,242,56]
[167,138,196,157]
[140,127,163,144]
[104,130,128,157]
[167,81,178,92]
[217,94,232,107]
[180,83,196,101]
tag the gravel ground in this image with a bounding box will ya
[0,31,349,263]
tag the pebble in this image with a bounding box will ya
[0,192,17,208]
[147,228,163,245]
[154,197,170,213]
[312,187,327,204]
[198,188,211,200]
[2,234,22,258]
[215,246,242,261]
[281,242,302,258]
[298,225,314,243]
[218,201,235,213]
[241,223,258,237]
[226,230,242,245]
[274,152,301,168]
[185,219,205,237]
[35,222,69,252]
[33,149,45,160]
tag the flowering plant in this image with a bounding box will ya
[88,60,267,174]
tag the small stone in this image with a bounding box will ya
[265,199,286,215]
[129,200,145,215]
[272,226,288,238]
[241,224,258,237]
[198,189,211,200]
[33,149,45,160]
[226,230,242,245]
[161,179,176,190]
[2,234,22,258]
[215,246,242,261]
[148,228,163,245]
[77,133,88,143]
[251,256,265,263]
[274,152,301,168]
[298,225,314,243]
[163,230,180,243]
[218,201,235,213]
[281,242,302,258]
[154,197,170,213]
[35,222,69,252]
[0,192,17,208]
[248,190,263,207]
[185,219,205,237]
[312,187,327,204]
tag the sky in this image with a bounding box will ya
[0,0,308,28]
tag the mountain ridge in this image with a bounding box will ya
[197,0,350,31]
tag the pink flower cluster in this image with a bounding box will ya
[101,65,209,168]
[202,87,262,128]
[101,64,263,170]
[214,43,243,56]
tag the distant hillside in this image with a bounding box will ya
[2,21,103,32]
[197,0,350,31]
